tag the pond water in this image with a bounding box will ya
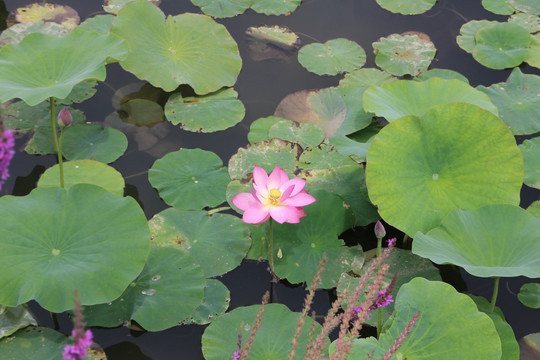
[1,0,539,359]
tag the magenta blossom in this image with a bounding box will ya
[62,329,93,360]
[232,165,316,224]
[0,129,15,191]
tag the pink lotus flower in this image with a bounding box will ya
[232,165,316,224]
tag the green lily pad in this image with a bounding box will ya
[38,160,125,196]
[149,209,250,277]
[372,32,436,76]
[250,0,301,15]
[268,120,325,148]
[477,68,540,135]
[84,246,205,331]
[519,137,540,189]
[341,278,502,360]
[508,12,540,33]
[366,102,523,236]
[0,28,127,106]
[527,200,540,217]
[525,33,540,68]
[518,283,540,308]
[57,81,98,105]
[363,77,498,121]
[0,305,37,339]
[247,116,285,143]
[298,38,366,76]
[202,303,326,359]
[472,22,532,69]
[245,25,301,61]
[119,99,164,127]
[148,148,230,210]
[191,0,250,18]
[0,326,67,359]
[185,279,230,325]
[414,68,469,83]
[164,88,245,132]
[329,134,371,161]
[62,124,128,163]
[111,0,241,94]
[0,21,68,46]
[77,14,115,34]
[457,20,499,53]
[0,184,150,312]
[482,0,516,15]
[104,0,161,14]
[508,0,540,14]
[337,247,441,327]
[274,88,347,138]
[413,205,540,278]
[375,0,436,15]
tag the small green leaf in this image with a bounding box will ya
[268,120,325,148]
[518,283,540,308]
[185,279,230,325]
[62,124,128,163]
[457,20,498,53]
[482,0,516,15]
[298,38,366,76]
[520,137,540,189]
[250,0,301,15]
[247,116,284,143]
[375,0,436,15]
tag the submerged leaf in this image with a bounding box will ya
[245,25,300,61]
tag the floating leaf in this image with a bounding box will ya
[202,303,326,359]
[527,200,540,217]
[525,33,540,68]
[0,184,150,312]
[0,21,68,46]
[245,25,300,61]
[340,278,502,360]
[57,80,98,105]
[414,68,469,83]
[478,68,540,135]
[185,279,230,325]
[84,246,205,331]
[372,32,436,76]
[375,0,436,15]
[298,38,366,76]
[520,137,540,189]
[329,134,371,161]
[111,0,241,94]
[274,88,347,138]
[508,12,540,33]
[508,0,540,14]
[149,148,230,210]
[413,205,540,278]
[366,103,523,236]
[363,77,498,121]
[247,116,284,143]
[472,22,531,69]
[15,3,79,30]
[62,124,128,163]
[38,160,125,196]
[149,209,250,277]
[518,283,540,308]
[0,327,67,359]
[0,305,37,339]
[164,88,245,132]
[268,120,325,148]
[77,14,115,34]
[482,0,516,15]
[191,0,250,18]
[0,28,127,106]
[104,0,161,14]
[457,20,499,53]
[250,0,301,15]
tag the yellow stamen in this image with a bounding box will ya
[268,188,282,206]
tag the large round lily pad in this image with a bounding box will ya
[0,184,150,312]
[519,137,540,189]
[149,209,250,277]
[202,303,326,359]
[413,205,540,278]
[0,28,127,106]
[457,20,499,53]
[363,77,498,121]
[366,102,523,236]
[83,246,205,331]
[62,124,128,163]
[111,0,241,94]
[148,148,230,210]
[375,0,436,15]
[298,38,366,76]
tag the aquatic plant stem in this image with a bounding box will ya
[490,277,500,312]
[377,237,382,257]
[376,236,382,338]
[58,128,65,188]
[49,97,64,188]
[269,218,274,273]
[207,206,230,216]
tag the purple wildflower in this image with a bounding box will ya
[0,128,15,191]
[231,350,241,360]
[374,288,393,308]
[62,329,93,360]
[387,237,396,247]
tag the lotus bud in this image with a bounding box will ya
[374,220,386,239]
[57,107,72,128]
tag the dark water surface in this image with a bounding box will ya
[2,0,539,358]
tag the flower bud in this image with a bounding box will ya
[374,220,386,239]
[57,107,72,128]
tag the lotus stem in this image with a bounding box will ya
[207,206,230,216]
[49,97,64,188]
[489,277,500,312]
[58,127,65,188]
[377,236,382,257]
[269,218,274,274]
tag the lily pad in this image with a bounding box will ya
[372,32,436,76]
[268,120,325,148]
[149,209,250,277]
[111,0,241,94]
[119,99,164,127]
[78,14,115,34]
[482,0,515,15]
[525,33,540,68]
[519,137,540,189]
[84,246,205,331]
[185,279,230,325]
[0,28,127,106]
[191,0,251,18]
[457,20,498,53]
[0,21,68,46]
[104,0,161,14]
[508,0,540,14]
[247,116,285,143]
[202,303,326,359]
[38,160,125,196]
[15,3,79,30]
[0,305,37,339]
[0,184,150,312]
[366,102,523,236]
[341,278,502,360]
[250,0,301,15]
[62,124,128,163]
[527,200,540,217]
[245,25,301,61]
[0,326,67,359]
[414,68,469,83]
[148,148,230,210]
[413,205,540,278]
[518,283,540,308]
[164,88,245,132]
[508,12,540,33]
[298,38,366,76]
[477,68,540,134]
[363,77,498,121]
[329,134,371,161]
[274,88,347,138]
[472,22,532,69]
[375,0,436,15]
